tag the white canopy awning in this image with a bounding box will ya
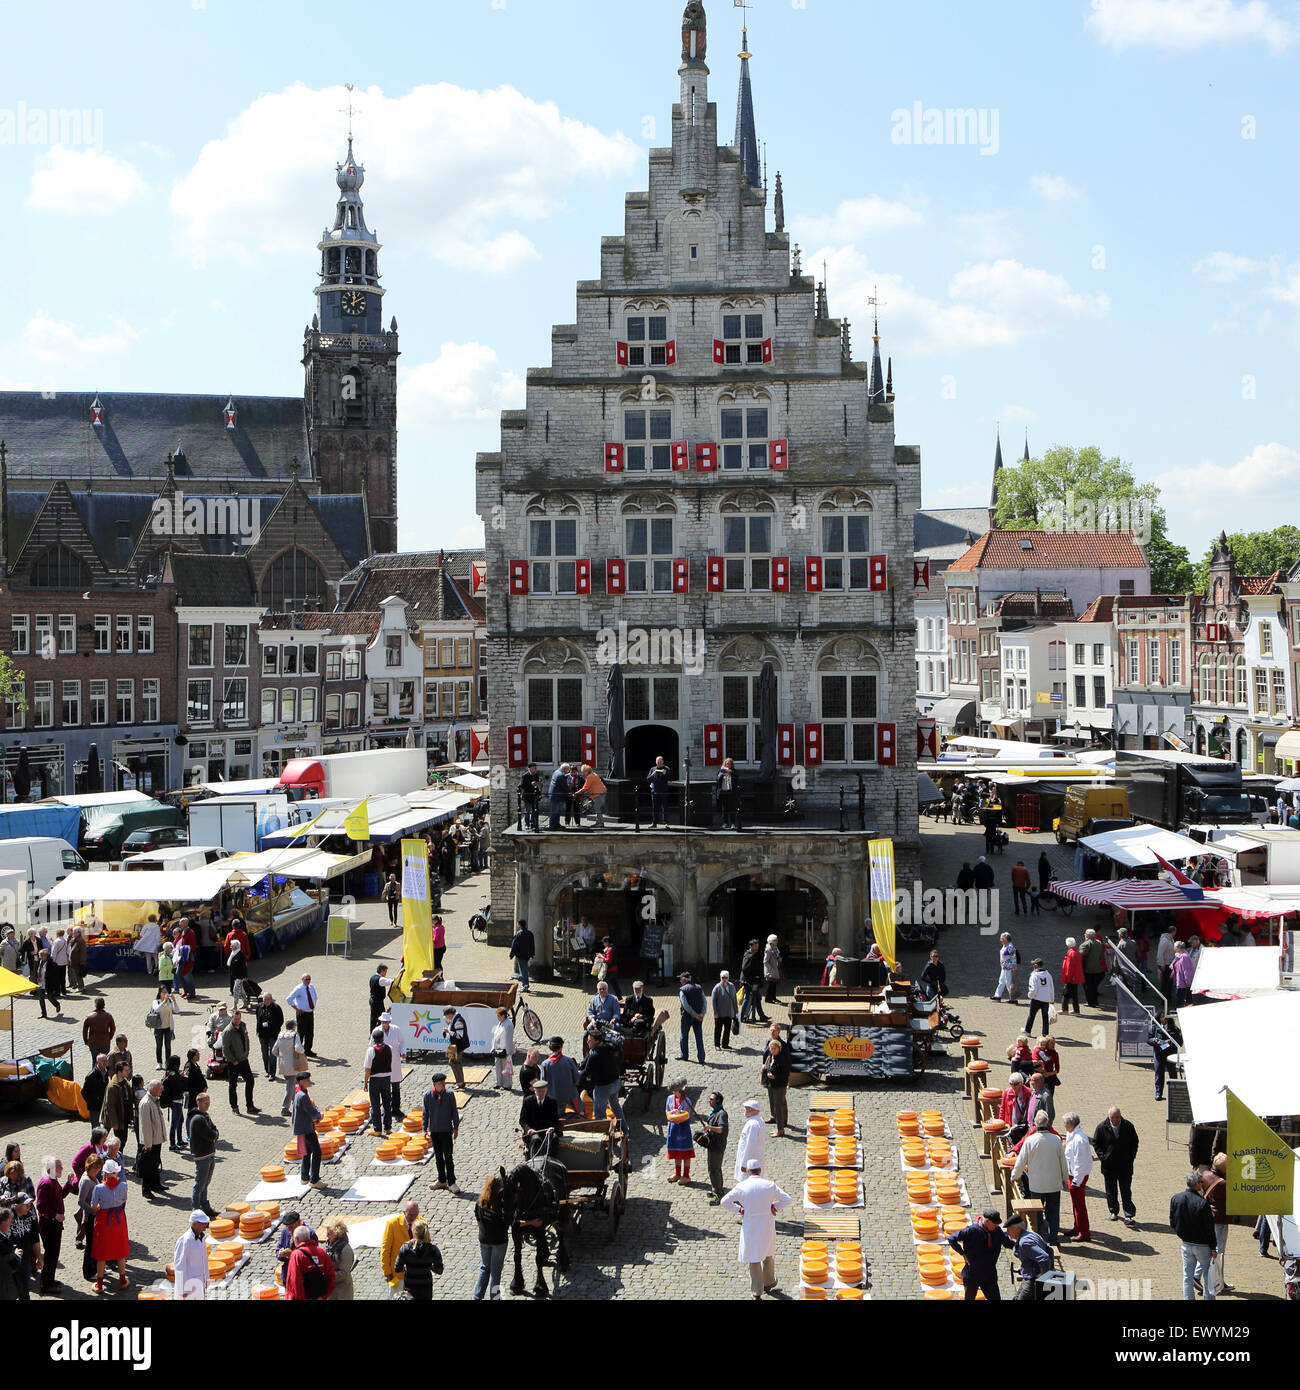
[930,697,975,728]
[1273,731,1300,763]
[449,773,491,790]
[407,789,476,812]
[1078,824,1208,868]
[225,848,367,882]
[45,790,153,809]
[1191,945,1286,999]
[198,779,282,796]
[1177,992,1300,1122]
[42,868,233,905]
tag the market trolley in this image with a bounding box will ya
[553,1115,630,1236]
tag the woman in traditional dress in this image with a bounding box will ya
[664,1078,696,1185]
[90,1158,130,1293]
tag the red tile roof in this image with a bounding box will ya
[1239,574,1280,595]
[1077,595,1115,623]
[947,530,1148,571]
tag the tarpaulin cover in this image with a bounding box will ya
[0,804,81,844]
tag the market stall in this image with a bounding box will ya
[1190,945,1287,1000]
[789,982,923,1081]
[1176,991,1300,1123]
[225,847,367,955]
[1078,824,1211,869]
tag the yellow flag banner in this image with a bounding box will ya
[344,798,370,841]
[1225,1087,1296,1216]
[867,838,898,971]
[398,837,433,987]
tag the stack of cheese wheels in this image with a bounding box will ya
[918,1246,948,1286]
[801,1241,829,1284]
[949,1250,966,1278]
[208,1217,236,1242]
[282,1141,300,1162]
[404,1134,430,1160]
[806,1170,832,1204]
[338,1111,364,1134]
[208,1250,236,1282]
[216,1242,244,1262]
[911,1207,940,1242]
[319,1133,343,1160]
[935,1175,963,1206]
[905,1173,933,1204]
[253,1284,281,1300]
[832,1170,858,1206]
[256,1201,280,1221]
[806,1135,830,1166]
[901,1138,928,1168]
[940,1206,966,1237]
[835,1241,863,1285]
[375,1137,403,1162]
[833,1136,856,1167]
[313,1115,334,1133]
[808,1112,831,1137]
[836,1287,865,1301]
[921,1111,946,1136]
[402,1112,423,1132]
[260,1165,285,1183]
[350,1100,370,1119]
[239,1208,269,1239]
[323,1105,346,1124]
[226,1202,251,1220]
[896,1110,920,1138]
[927,1137,954,1168]
[832,1108,855,1136]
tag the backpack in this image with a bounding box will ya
[300,1249,328,1300]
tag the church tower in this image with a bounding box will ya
[303,138,399,555]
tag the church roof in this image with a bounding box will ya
[0,390,308,482]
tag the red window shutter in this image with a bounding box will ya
[913,559,931,590]
[673,558,690,594]
[508,561,529,596]
[604,442,624,473]
[706,556,725,592]
[507,726,529,769]
[771,556,790,593]
[713,340,726,365]
[616,341,629,367]
[665,340,677,366]
[777,724,795,766]
[575,559,590,595]
[762,338,773,363]
[580,727,597,765]
[805,556,823,593]
[804,724,823,766]
[1206,623,1218,642]
[606,558,626,595]
[671,440,689,471]
[703,724,723,766]
[878,723,897,766]
[695,441,717,472]
[769,439,789,470]
[869,554,888,591]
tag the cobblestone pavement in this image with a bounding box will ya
[1,822,1285,1301]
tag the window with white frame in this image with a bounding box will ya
[722,672,775,764]
[424,684,438,719]
[721,310,765,365]
[89,680,108,725]
[301,645,319,675]
[282,645,299,676]
[263,646,279,676]
[1272,669,1287,714]
[821,513,872,589]
[527,676,583,766]
[1016,649,1026,671]
[223,678,247,723]
[261,689,277,724]
[1261,623,1273,657]
[58,614,75,654]
[1074,675,1087,708]
[61,680,81,726]
[625,516,675,593]
[33,681,53,728]
[344,692,360,726]
[385,634,402,668]
[1255,668,1269,714]
[373,682,389,718]
[1048,641,1066,672]
[720,406,769,471]
[1127,639,1140,684]
[301,688,318,724]
[116,615,132,654]
[325,650,341,682]
[224,625,248,667]
[722,514,772,592]
[5,682,23,729]
[1148,637,1160,684]
[1235,656,1248,705]
[11,616,28,655]
[280,688,297,723]
[1093,675,1106,708]
[94,615,110,654]
[456,681,471,716]
[325,694,341,731]
[138,616,154,654]
[624,407,673,472]
[1074,643,1085,666]
[343,649,361,680]
[189,624,212,667]
[116,679,134,725]
[455,639,471,667]
[624,313,668,367]
[142,679,160,724]
[820,672,878,764]
[35,615,52,658]
[1170,638,1182,685]
[187,679,212,724]
[439,680,455,717]
[529,518,578,595]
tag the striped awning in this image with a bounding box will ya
[1048,879,1211,911]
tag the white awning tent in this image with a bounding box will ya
[1177,991,1300,1122]
[1191,945,1287,999]
[449,773,491,790]
[1273,731,1300,765]
[224,848,368,882]
[44,790,153,809]
[1078,824,1209,868]
[42,868,234,905]
[198,779,282,796]
[1213,884,1300,917]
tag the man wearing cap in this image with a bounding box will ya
[274,1210,302,1288]
[541,1037,585,1117]
[720,1160,794,1299]
[292,1073,323,1187]
[422,1073,460,1193]
[621,980,655,1034]
[378,1013,406,1115]
[368,966,389,1033]
[364,1029,395,1135]
[172,1211,210,1300]
[677,971,706,1064]
[734,1099,766,1182]
[948,1210,1015,1301]
[1006,1212,1054,1300]
[520,1078,559,1157]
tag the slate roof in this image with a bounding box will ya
[168,553,259,607]
[0,391,308,482]
[260,611,380,638]
[914,508,989,560]
[336,549,487,620]
[990,591,1075,620]
[948,530,1148,571]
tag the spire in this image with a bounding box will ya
[815,282,828,321]
[885,357,894,404]
[869,307,885,406]
[316,135,384,334]
[990,428,1004,521]
[773,170,785,232]
[1023,430,1030,463]
[734,24,761,188]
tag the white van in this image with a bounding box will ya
[121,845,230,873]
[0,837,87,920]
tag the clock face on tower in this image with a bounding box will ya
[342,291,367,317]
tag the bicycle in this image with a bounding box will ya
[468,902,491,942]
[512,993,544,1044]
[1036,890,1075,917]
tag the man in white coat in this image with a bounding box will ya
[172,1210,211,1300]
[733,1098,765,1181]
[720,1159,794,1298]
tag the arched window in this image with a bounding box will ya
[817,637,885,764]
[817,490,874,590]
[260,549,325,611]
[29,545,90,589]
[717,636,781,766]
[1234,655,1248,706]
[1216,654,1230,705]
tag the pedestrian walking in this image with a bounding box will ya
[161,1055,186,1152]
[382,874,400,926]
[364,1028,394,1135]
[473,1175,508,1300]
[710,971,738,1050]
[509,919,535,993]
[1171,941,1196,1009]
[948,1210,1015,1301]
[147,985,175,1070]
[292,1073,322,1187]
[186,1093,219,1217]
[286,974,318,1056]
[701,1091,729,1204]
[677,971,706,1063]
[579,764,607,828]
[1010,860,1031,915]
[220,1011,259,1114]
[761,1032,790,1137]
[1093,1106,1139,1223]
[1149,1010,1181,1102]
[715,756,740,829]
[182,1048,204,1117]
[1061,938,1084,1015]
[1024,958,1054,1036]
[47,928,70,999]
[762,935,781,1006]
[134,917,161,975]
[665,1079,696,1184]
[992,932,1018,1002]
[1169,1170,1217,1301]
[491,1008,515,1089]
[100,1061,132,1154]
[1037,850,1052,894]
[739,938,767,1023]
[520,763,540,830]
[432,915,447,975]
[35,950,60,1019]
[720,1161,794,1298]
[1201,1154,1232,1294]
[421,1073,460,1192]
[1156,924,1178,1009]
[548,763,572,830]
[67,927,86,995]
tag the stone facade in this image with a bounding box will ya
[477,5,920,968]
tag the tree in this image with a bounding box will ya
[993,444,1192,593]
[0,653,25,713]
[1191,526,1300,593]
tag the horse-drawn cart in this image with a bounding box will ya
[621,1010,669,1108]
[555,1116,629,1235]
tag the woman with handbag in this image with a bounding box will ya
[490,1007,515,1090]
[597,936,620,998]
[664,1079,696,1185]
[148,986,175,1070]
[760,1035,791,1138]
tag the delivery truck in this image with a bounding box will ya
[1116,751,1252,831]
[187,794,307,854]
[277,748,428,801]
[0,836,87,919]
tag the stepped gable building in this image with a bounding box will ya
[0,137,397,616]
[477,3,922,972]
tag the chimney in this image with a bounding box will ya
[1034,586,1043,617]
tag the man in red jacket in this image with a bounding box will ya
[284,1225,335,1300]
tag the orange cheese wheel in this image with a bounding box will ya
[138,1290,166,1301]
[217,1242,244,1259]
[808,1114,830,1134]
[919,1267,948,1285]
[226,1202,251,1216]
[254,1285,281,1300]
[209,1218,235,1240]
[283,1143,300,1162]
[803,1287,828,1300]
[165,1263,175,1283]
[338,1116,363,1133]
[924,1289,955,1301]
[403,1115,422,1132]
[256,1201,280,1219]
[260,1165,285,1183]
[836,1288,864,1300]
[960,1035,983,1048]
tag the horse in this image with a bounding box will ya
[502,1136,571,1299]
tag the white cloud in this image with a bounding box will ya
[399,342,524,428]
[27,145,146,215]
[948,259,1110,335]
[953,211,1016,259]
[1155,443,1300,527]
[1086,0,1299,53]
[1030,173,1083,202]
[18,311,139,366]
[1193,250,1270,283]
[792,196,923,244]
[171,82,639,271]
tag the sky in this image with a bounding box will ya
[2,0,1299,558]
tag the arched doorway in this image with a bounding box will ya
[705,873,831,971]
[625,724,678,780]
[1195,724,1206,756]
[553,872,676,981]
[1236,727,1249,768]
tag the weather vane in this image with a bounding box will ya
[340,83,360,142]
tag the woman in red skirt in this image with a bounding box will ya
[90,1158,130,1292]
[665,1079,696,1184]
